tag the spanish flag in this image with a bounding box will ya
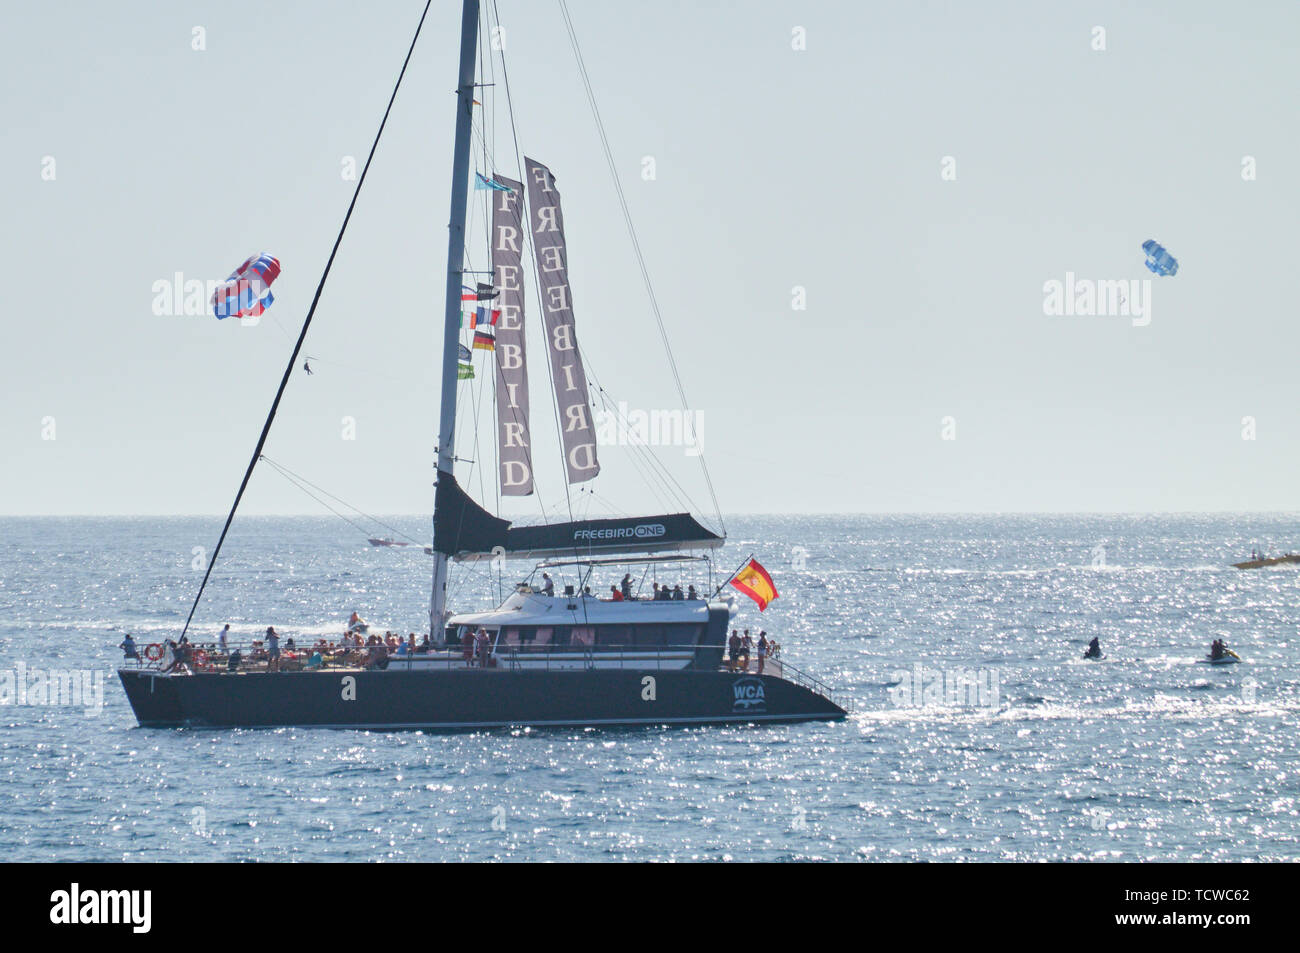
[729,557,778,611]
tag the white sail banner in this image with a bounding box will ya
[491,175,534,496]
[524,157,600,484]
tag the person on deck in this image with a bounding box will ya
[266,627,281,673]
[687,585,698,600]
[757,633,769,674]
[728,630,742,672]
[218,624,230,655]
[621,574,633,600]
[159,639,179,674]
[119,634,140,665]
[462,629,475,665]
[671,584,684,601]
[365,642,389,670]
[541,573,555,596]
[610,585,624,602]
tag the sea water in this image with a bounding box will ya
[0,514,1297,861]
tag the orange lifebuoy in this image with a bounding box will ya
[144,643,163,661]
[193,648,209,669]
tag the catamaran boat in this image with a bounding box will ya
[118,0,846,730]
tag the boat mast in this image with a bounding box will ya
[430,0,481,634]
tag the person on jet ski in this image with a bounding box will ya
[1210,639,1225,660]
[1084,637,1101,659]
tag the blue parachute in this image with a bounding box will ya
[1142,240,1178,277]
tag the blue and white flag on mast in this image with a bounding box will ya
[475,172,511,192]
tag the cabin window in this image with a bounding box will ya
[570,626,595,646]
[633,625,668,648]
[595,625,632,647]
[664,623,704,648]
[501,627,521,646]
[534,627,553,647]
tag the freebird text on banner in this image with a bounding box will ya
[491,175,534,496]
[524,157,600,485]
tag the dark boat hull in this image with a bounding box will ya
[1231,554,1300,569]
[118,668,846,730]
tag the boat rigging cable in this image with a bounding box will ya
[488,1,713,530]
[178,0,435,640]
[556,0,726,538]
[259,455,426,549]
[487,2,703,610]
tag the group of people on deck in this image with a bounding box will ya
[119,617,440,674]
[462,627,497,667]
[727,629,777,674]
[536,571,699,602]
[613,581,698,602]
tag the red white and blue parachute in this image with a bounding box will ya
[211,253,281,320]
[1141,240,1178,277]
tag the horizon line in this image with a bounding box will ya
[4,510,1300,519]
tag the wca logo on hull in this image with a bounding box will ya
[732,676,766,713]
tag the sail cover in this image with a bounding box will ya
[524,157,601,485]
[433,472,721,561]
[491,175,534,496]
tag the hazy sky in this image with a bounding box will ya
[2,0,1297,518]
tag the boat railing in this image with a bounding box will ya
[493,643,700,672]
[771,658,843,711]
[120,640,705,674]
[120,640,844,705]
